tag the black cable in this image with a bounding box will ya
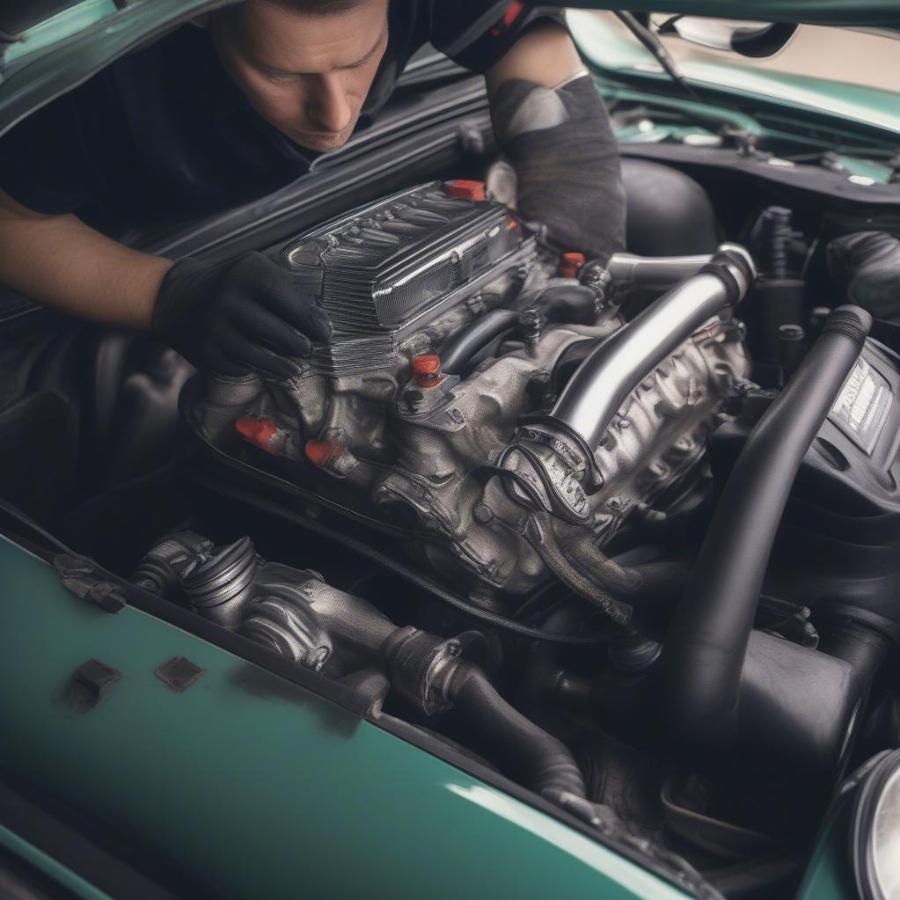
[0,497,70,554]
[210,482,612,646]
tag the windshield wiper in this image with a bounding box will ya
[614,10,702,104]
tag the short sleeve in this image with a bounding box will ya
[430,1,568,73]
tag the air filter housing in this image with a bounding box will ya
[711,336,900,634]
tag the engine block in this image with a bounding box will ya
[187,183,750,599]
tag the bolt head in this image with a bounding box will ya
[473,503,493,524]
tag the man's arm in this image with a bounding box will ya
[485,21,585,91]
[0,190,171,328]
[484,22,626,264]
[0,190,331,378]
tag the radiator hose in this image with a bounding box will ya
[664,306,873,749]
[382,625,587,802]
[449,662,587,800]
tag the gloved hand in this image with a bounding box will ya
[489,73,625,265]
[827,231,900,321]
[151,251,332,378]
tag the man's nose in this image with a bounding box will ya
[306,74,353,134]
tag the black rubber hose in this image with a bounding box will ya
[760,206,793,279]
[449,661,587,800]
[441,285,597,375]
[664,306,872,746]
[441,309,519,375]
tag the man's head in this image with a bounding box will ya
[210,0,389,152]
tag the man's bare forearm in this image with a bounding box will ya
[0,190,172,329]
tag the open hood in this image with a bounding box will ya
[2,1,899,66]
[0,0,900,144]
[1,0,898,139]
[545,1,900,27]
[3,0,899,43]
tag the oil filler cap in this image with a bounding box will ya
[411,354,443,388]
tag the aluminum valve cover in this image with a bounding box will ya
[280,181,533,375]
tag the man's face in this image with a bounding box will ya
[210,0,389,152]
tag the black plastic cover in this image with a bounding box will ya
[711,337,900,633]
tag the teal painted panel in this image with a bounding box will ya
[0,537,690,900]
[5,0,118,65]
[796,800,857,900]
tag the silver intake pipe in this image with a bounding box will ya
[551,244,755,451]
[605,252,720,292]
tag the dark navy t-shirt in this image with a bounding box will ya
[0,0,563,235]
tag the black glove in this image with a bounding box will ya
[827,231,900,321]
[151,251,333,378]
[490,74,625,265]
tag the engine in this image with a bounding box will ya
[157,180,900,894]
[186,181,750,600]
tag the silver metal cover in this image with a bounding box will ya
[281,182,531,374]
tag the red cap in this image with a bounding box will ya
[235,416,279,453]
[446,180,486,202]
[411,354,443,387]
[411,354,441,376]
[506,215,519,231]
[559,252,585,279]
[490,0,525,35]
[304,439,345,467]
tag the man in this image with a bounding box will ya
[0,0,625,378]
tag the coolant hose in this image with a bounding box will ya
[440,284,598,376]
[664,306,873,746]
[441,309,519,375]
[449,661,587,800]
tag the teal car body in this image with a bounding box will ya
[0,535,693,900]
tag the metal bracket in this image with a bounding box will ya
[63,659,121,712]
[53,553,127,613]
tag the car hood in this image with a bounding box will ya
[3,0,899,40]
[1,0,898,139]
[556,1,900,26]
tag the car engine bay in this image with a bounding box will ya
[4,155,900,898]
[187,181,751,600]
